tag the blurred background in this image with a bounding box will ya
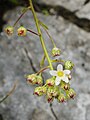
[0,0,90,120]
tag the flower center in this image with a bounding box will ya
[57,71,64,77]
[19,30,24,35]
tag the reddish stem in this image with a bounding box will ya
[27,29,40,36]
[13,9,28,27]
[36,66,49,75]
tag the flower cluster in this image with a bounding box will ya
[5,24,76,104]
[26,62,76,103]
[4,1,76,103]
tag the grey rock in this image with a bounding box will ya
[38,0,86,11]
[86,105,90,120]
[0,6,90,120]
[76,3,90,19]
[31,108,53,120]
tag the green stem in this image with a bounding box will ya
[51,59,65,63]
[29,0,53,70]
[40,54,46,67]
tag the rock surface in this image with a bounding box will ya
[0,2,90,120]
[38,0,86,11]
[76,3,90,19]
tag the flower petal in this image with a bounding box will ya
[64,70,71,75]
[49,70,57,76]
[62,76,69,83]
[55,77,61,85]
[57,64,63,71]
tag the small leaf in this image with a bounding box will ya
[39,20,48,30]
[40,54,46,67]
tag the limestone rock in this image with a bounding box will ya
[0,7,90,120]
[76,3,90,19]
[38,0,86,11]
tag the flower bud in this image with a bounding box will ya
[17,26,27,36]
[53,87,59,97]
[41,86,47,94]
[51,47,61,57]
[47,87,59,97]
[64,84,70,90]
[5,26,14,36]
[34,87,43,96]
[34,86,46,96]
[60,81,70,90]
[68,75,72,80]
[58,93,66,103]
[36,75,43,85]
[66,88,76,99]
[64,61,74,70]
[26,74,37,85]
[46,78,55,86]
[46,92,54,103]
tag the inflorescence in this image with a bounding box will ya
[4,0,76,103]
[26,62,76,103]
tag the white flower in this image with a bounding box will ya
[49,64,71,86]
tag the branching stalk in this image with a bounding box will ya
[27,29,40,36]
[13,7,30,27]
[36,66,50,75]
[29,0,53,70]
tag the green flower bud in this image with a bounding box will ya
[36,75,43,85]
[34,87,43,96]
[66,88,76,99]
[60,81,70,90]
[41,86,47,94]
[53,88,59,97]
[17,26,27,36]
[47,87,59,97]
[64,60,74,70]
[46,78,55,86]
[26,74,37,85]
[5,26,14,36]
[51,47,61,57]
[34,86,47,96]
[58,93,66,103]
